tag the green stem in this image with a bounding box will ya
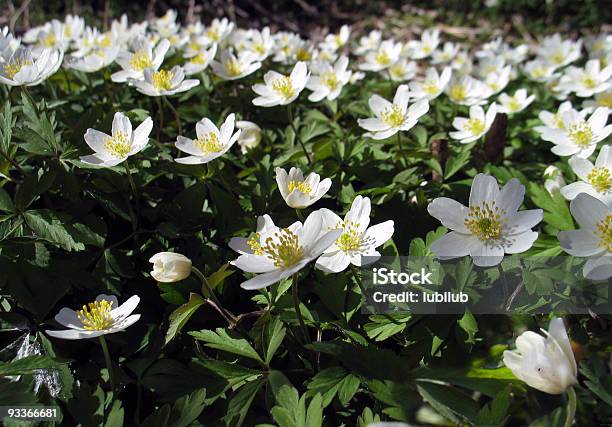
[397,131,408,166]
[99,335,116,392]
[123,160,140,232]
[192,267,237,325]
[163,96,182,135]
[292,274,311,344]
[295,209,305,222]
[288,104,312,165]
[563,387,576,427]
[155,97,164,140]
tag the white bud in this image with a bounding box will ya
[149,252,192,283]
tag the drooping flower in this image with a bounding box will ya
[503,318,577,394]
[315,196,394,272]
[252,61,309,107]
[236,120,262,153]
[497,89,535,114]
[111,37,170,83]
[561,145,612,204]
[211,49,261,80]
[45,294,140,340]
[131,65,199,96]
[559,193,612,280]
[306,56,351,102]
[275,167,331,209]
[358,85,429,140]
[149,252,192,283]
[449,103,497,143]
[175,113,241,164]
[230,210,342,289]
[80,112,153,167]
[0,46,63,86]
[427,174,543,267]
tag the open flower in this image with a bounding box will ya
[534,101,577,134]
[183,44,217,75]
[275,167,331,208]
[65,45,119,72]
[80,112,153,167]
[540,107,612,158]
[407,29,439,59]
[111,37,170,82]
[149,252,192,283]
[559,193,612,280]
[211,50,261,80]
[0,46,63,86]
[427,174,543,267]
[503,318,577,394]
[446,75,492,106]
[252,61,308,106]
[132,65,199,96]
[557,58,612,98]
[449,103,497,143]
[45,294,140,340]
[497,89,535,114]
[408,66,452,101]
[306,56,351,102]
[230,210,342,289]
[359,39,402,72]
[387,58,417,82]
[315,196,394,272]
[358,85,429,140]
[236,120,262,153]
[175,113,241,164]
[561,145,612,204]
[321,25,350,52]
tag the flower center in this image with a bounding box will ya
[389,64,403,79]
[508,98,521,112]
[207,29,220,41]
[449,84,466,101]
[336,221,364,252]
[598,93,612,108]
[97,34,112,48]
[287,180,311,194]
[464,118,485,136]
[77,299,114,331]
[129,50,153,72]
[41,33,57,47]
[551,52,565,65]
[190,52,208,65]
[464,201,506,241]
[587,167,612,193]
[152,69,174,90]
[262,229,303,268]
[582,75,597,89]
[247,233,264,255]
[596,215,612,252]
[225,58,243,76]
[321,71,339,90]
[531,66,546,79]
[4,59,33,79]
[272,76,295,100]
[254,43,266,54]
[423,80,439,95]
[375,51,390,66]
[295,48,311,61]
[553,113,565,129]
[381,105,405,127]
[104,131,131,158]
[196,132,223,155]
[568,121,593,148]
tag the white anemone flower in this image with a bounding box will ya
[183,44,217,75]
[431,42,459,64]
[315,196,394,272]
[175,113,241,165]
[582,90,612,112]
[45,294,140,340]
[407,29,440,60]
[536,34,582,69]
[0,46,62,86]
[243,27,274,61]
[81,112,153,167]
[211,50,261,81]
[236,120,262,153]
[111,38,170,83]
[523,59,559,83]
[484,66,512,94]
[358,85,429,140]
[387,58,417,82]
[503,318,577,395]
[200,18,234,45]
[275,167,331,209]
[354,30,381,55]
[544,165,566,195]
[557,59,612,98]
[132,66,199,96]
[449,103,498,144]
[323,25,351,52]
[33,20,68,52]
[252,61,309,107]
[497,89,535,114]
[65,45,119,73]
[540,107,612,158]
[559,193,612,280]
[359,40,402,72]
[229,214,278,256]
[427,174,543,267]
[446,75,492,106]
[230,210,342,290]
[149,252,192,283]
[534,101,578,134]
[408,66,452,101]
[306,56,351,102]
[561,145,612,204]
[63,14,85,41]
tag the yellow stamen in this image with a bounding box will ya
[422,80,439,96]
[190,53,208,65]
[596,215,612,252]
[464,201,506,241]
[196,132,223,155]
[336,221,363,252]
[295,48,311,61]
[287,180,311,194]
[375,51,390,66]
[129,50,153,72]
[225,58,243,76]
[582,75,597,89]
[587,167,612,193]
[97,34,112,48]
[551,52,565,65]
[449,84,466,102]
[381,105,405,127]
[77,299,114,330]
[464,118,485,136]
[262,229,303,268]
[152,69,174,90]
[507,98,521,112]
[3,59,33,79]
[321,72,339,90]
[104,131,132,158]
[272,76,295,100]
[597,93,612,108]
[41,33,57,47]
[247,233,264,255]
[568,121,593,148]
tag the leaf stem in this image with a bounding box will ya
[397,131,408,166]
[292,273,311,344]
[563,387,576,427]
[287,104,312,165]
[192,266,237,325]
[163,96,182,135]
[99,335,116,392]
[123,160,140,233]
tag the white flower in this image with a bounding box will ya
[446,75,492,106]
[582,90,612,112]
[322,25,350,52]
[358,85,429,140]
[149,252,192,282]
[354,30,381,55]
[497,89,535,114]
[561,145,612,204]
[63,14,85,41]
[408,66,452,101]
[252,61,309,107]
[229,214,277,255]
[427,174,543,267]
[236,120,262,153]
[244,27,274,61]
[175,113,241,164]
[230,210,342,289]
[32,20,68,52]
[0,46,62,86]
[200,18,234,45]
[132,66,199,96]
[432,42,459,64]
[45,294,140,340]
[183,44,217,75]
[211,50,261,80]
[387,58,417,82]
[557,59,612,98]
[534,101,577,134]
[111,38,170,82]
[540,107,612,158]
[81,112,153,167]
[544,165,566,195]
[449,104,497,143]
[407,29,439,59]
[359,40,402,72]
[306,56,351,102]
[559,193,612,280]
[315,196,394,272]
[275,167,331,209]
[483,65,511,94]
[65,45,119,72]
[523,59,559,83]
[503,318,577,394]
[536,34,582,69]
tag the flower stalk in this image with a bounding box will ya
[292,274,311,344]
[288,104,312,165]
[564,387,576,427]
[99,335,116,392]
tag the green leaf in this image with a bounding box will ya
[189,328,264,363]
[0,355,67,376]
[165,293,206,345]
[203,263,234,295]
[23,209,85,251]
[14,169,56,212]
[416,380,479,424]
[263,317,286,365]
[169,389,207,427]
[224,378,265,427]
[0,188,13,212]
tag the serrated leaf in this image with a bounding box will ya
[189,328,264,363]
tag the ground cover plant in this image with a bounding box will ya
[0,3,611,426]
